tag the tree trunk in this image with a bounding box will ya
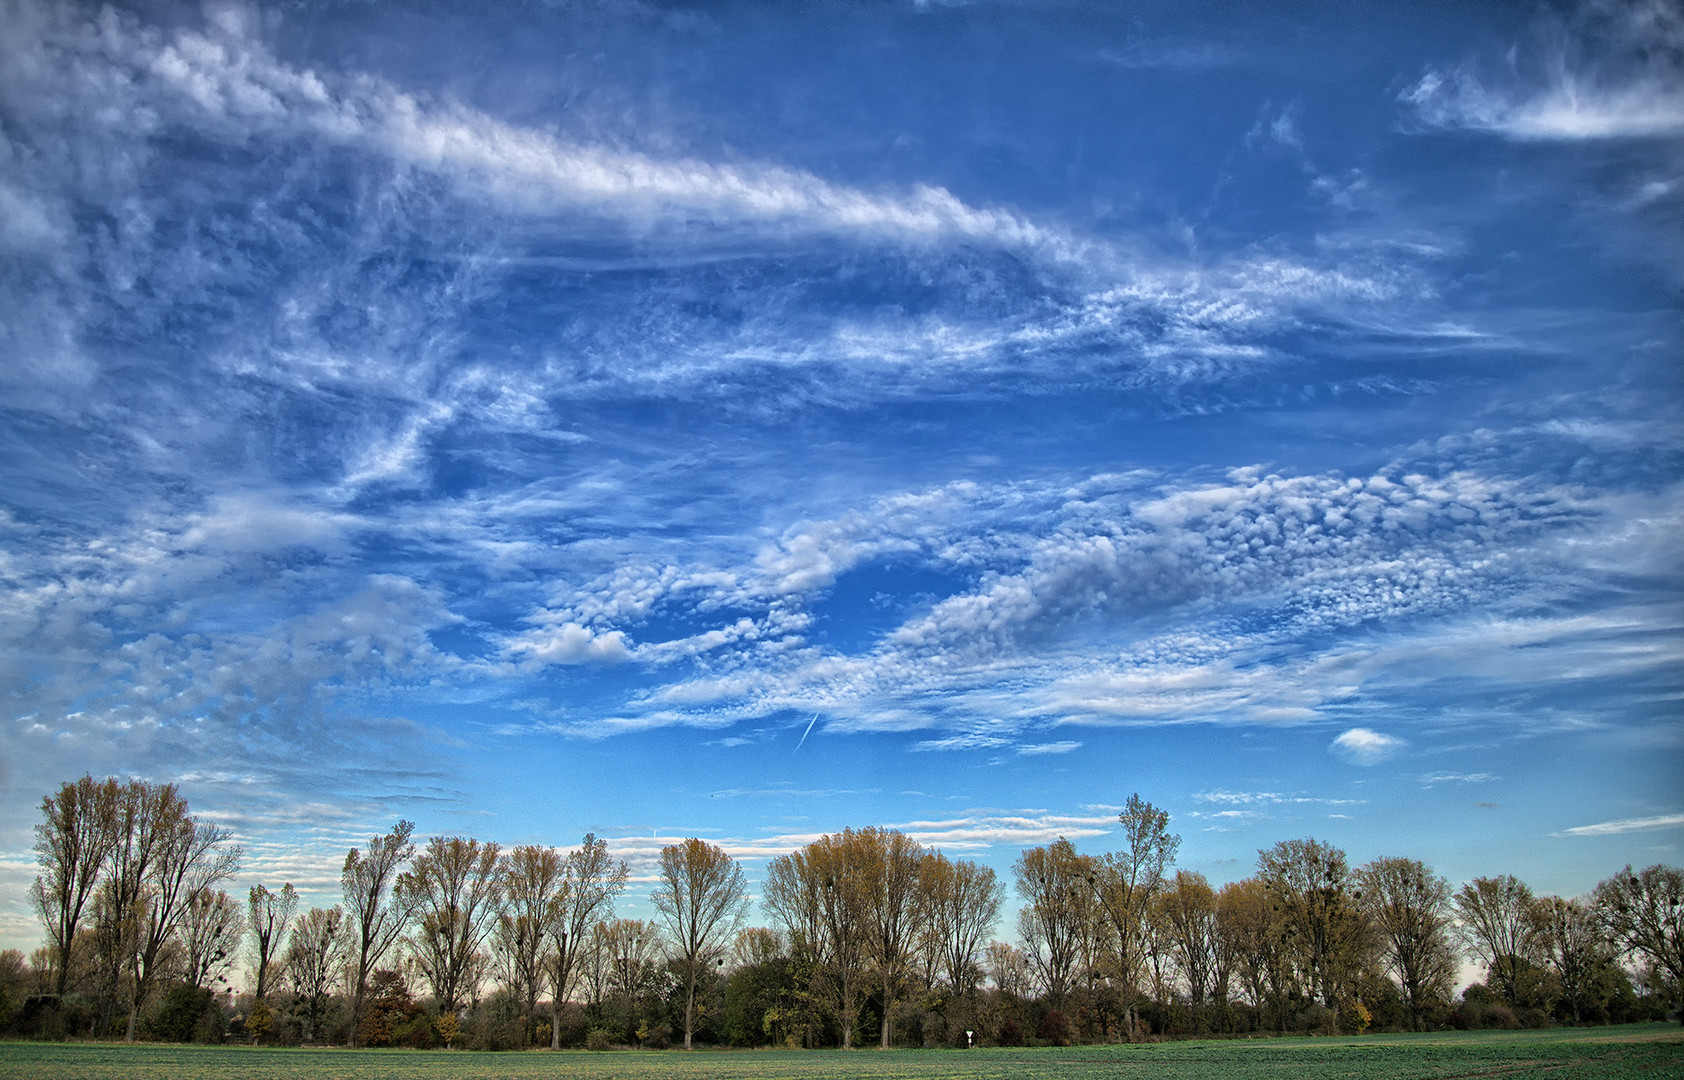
[684,970,696,1050]
[880,969,893,1048]
[348,986,365,1048]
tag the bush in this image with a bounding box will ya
[1037,1007,1071,1046]
[459,994,528,1051]
[147,985,217,1043]
[586,1026,614,1051]
[13,994,87,1041]
[996,1017,1024,1046]
[1452,999,1520,1030]
[1295,1002,1335,1034]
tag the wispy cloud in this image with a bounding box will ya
[1419,771,1499,786]
[1016,741,1082,756]
[1554,812,1684,838]
[12,4,1069,256]
[1402,1,1684,140]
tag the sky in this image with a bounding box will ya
[1,0,1681,958]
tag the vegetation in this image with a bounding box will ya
[8,775,1680,1051]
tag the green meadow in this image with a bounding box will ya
[2,1025,1680,1080]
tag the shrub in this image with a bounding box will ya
[147,985,217,1043]
[1037,1007,1071,1046]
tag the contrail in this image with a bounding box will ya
[794,713,819,753]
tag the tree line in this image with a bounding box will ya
[6,778,1680,1048]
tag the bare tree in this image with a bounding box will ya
[1257,838,1369,1020]
[93,780,177,1036]
[180,888,244,991]
[731,926,786,968]
[923,852,1004,994]
[1592,864,1684,1024]
[492,844,562,1034]
[763,831,874,1048]
[284,906,344,1043]
[127,808,240,1039]
[1090,794,1179,1032]
[247,883,297,1001]
[603,918,661,1003]
[853,827,924,1047]
[1357,856,1456,1030]
[984,940,1032,997]
[1015,838,1094,1003]
[1455,874,1539,1006]
[401,835,503,1014]
[653,838,750,1049]
[342,819,416,1046]
[1155,870,1219,1032]
[81,780,241,1041]
[30,776,120,997]
[546,834,628,1049]
[1535,895,1610,1023]
[577,919,616,1011]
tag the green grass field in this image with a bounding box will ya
[2,1025,1680,1080]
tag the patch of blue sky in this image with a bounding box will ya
[809,560,967,654]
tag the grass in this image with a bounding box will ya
[1,1024,1680,1080]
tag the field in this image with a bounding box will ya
[2,1025,1680,1080]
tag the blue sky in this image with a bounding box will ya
[1,0,1681,953]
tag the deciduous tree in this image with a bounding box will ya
[1155,870,1219,1031]
[853,827,924,1047]
[342,820,416,1045]
[1015,838,1094,1004]
[1257,838,1370,1023]
[126,806,240,1039]
[401,835,503,1013]
[1534,895,1609,1023]
[247,882,297,1001]
[1090,794,1178,1030]
[1455,874,1539,1007]
[1217,877,1290,1029]
[1592,864,1683,1023]
[731,926,786,968]
[923,852,1004,994]
[652,838,750,1050]
[547,834,628,1049]
[180,888,244,991]
[284,906,343,1044]
[30,776,120,997]
[1356,856,1456,1030]
[984,939,1032,998]
[763,831,874,1047]
[492,844,562,1033]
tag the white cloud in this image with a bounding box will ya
[482,457,1642,741]
[1330,727,1405,765]
[508,622,632,665]
[1418,771,1498,786]
[1402,2,1684,140]
[913,733,1014,753]
[42,6,1072,257]
[1403,69,1684,140]
[1016,741,1082,756]
[1554,812,1684,837]
[1192,790,1365,807]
